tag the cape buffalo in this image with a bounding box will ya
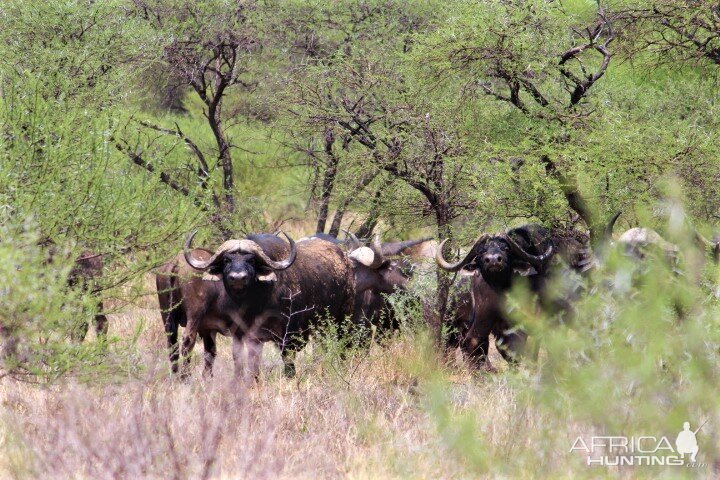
[346,236,413,334]
[695,231,720,263]
[436,224,554,366]
[582,212,719,269]
[297,231,416,334]
[40,239,108,341]
[2,246,108,366]
[68,251,108,341]
[157,231,409,379]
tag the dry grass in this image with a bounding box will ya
[0,279,694,479]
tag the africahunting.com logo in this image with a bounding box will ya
[570,421,707,467]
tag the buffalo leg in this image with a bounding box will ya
[179,329,198,379]
[245,337,263,382]
[70,320,90,343]
[495,329,528,364]
[231,335,245,379]
[462,311,493,368]
[94,301,108,338]
[462,334,491,369]
[232,336,262,383]
[279,331,309,378]
[281,349,296,378]
[202,332,217,378]
[165,320,180,374]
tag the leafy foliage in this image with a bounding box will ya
[1,1,720,476]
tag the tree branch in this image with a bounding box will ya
[113,138,210,213]
[541,155,598,240]
[137,120,220,208]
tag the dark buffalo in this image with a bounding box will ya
[617,226,716,263]
[68,251,108,341]
[443,225,592,357]
[696,231,720,263]
[585,212,719,267]
[341,232,425,332]
[299,231,417,334]
[436,224,554,366]
[346,236,413,334]
[157,231,408,379]
[2,245,108,364]
[39,239,108,341]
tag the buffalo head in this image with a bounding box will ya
[184,231,297,292]
[435,232,553,281]
[348,235,411,294]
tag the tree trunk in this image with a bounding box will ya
[328,202,348,238]
[209,115,235,216]
[541,155,597,242]
[432,207,453,347]
[356,177,393,239]
[315,133,339,233]
[355,216,378,240]
[201,66,235,220]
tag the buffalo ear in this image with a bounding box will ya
[257,270,277,283]
[207,262,223,274]
[202,263,224,279]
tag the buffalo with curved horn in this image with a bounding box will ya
[346,234,413,334]
[436,225,554,367]
[693,229,720,263]
[157,230,359,379]
[157,229,413,379]
[583,212,719,268]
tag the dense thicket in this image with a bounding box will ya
[1,2,720,477]
[5,0,717,252]
[1,0,719,401]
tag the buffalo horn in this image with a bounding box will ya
[693,228,720,259]
[184,231,297,271]
[254,232,297,270]
[184,231,253,270]
[366,234,386,269]
[605,211,622,241]
[503,234,553,268]
[435,235,488,272]
[342,229,362,250]
[380,237,432,256]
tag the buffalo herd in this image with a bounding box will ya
[156,231,413,378]
[38,215,720,379]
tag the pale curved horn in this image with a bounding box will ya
[184,231,297,271]
[693,228,720,262]
[694,228,715,249]
[366,234,385,269]
[435,235,488,272]
[184,231,249,270]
